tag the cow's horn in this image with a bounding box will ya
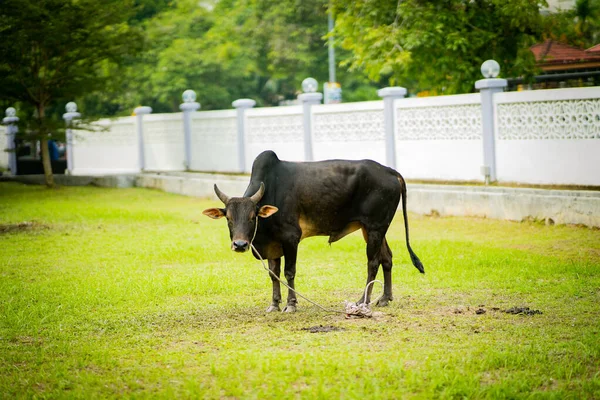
[249,182,265,204]
[214,184,230,205]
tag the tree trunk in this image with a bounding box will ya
[37,103,55,188]
[40,137,54,187]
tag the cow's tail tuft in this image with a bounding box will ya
[398,174,425,274]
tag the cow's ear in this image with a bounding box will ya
[203,208,226,219]
[258,205,278,218]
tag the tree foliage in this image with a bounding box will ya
[331,0,548,94]
[543,0,600,47]
[81,0,338,114]
[0,0,143,186]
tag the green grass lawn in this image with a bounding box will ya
[0,181,599,399]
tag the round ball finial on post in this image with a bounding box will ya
[66,102,78,113]
[6,107,16,118]
[480,60,500,79]
[182,89,197,103]
[302,77,318,93]
[63,102,81,122]
[179,90,200,112]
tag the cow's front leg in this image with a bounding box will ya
[266,258,282,312]
[282,240,299,313]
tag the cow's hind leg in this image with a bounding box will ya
[282,240,300,313]
[375,237,394,307]
[266,258,282,312]
[357,229,385,305]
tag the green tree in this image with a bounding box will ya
[331,0,546,94]
[85,0,365,115]
[543,0,600,47]
[80,0,384,117]
[0,0,142,186]
[145,0,332,110]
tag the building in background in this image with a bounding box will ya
[543,0,576,12]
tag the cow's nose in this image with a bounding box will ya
[232,240,249,252]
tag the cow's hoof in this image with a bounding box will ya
[266,305,281,313]
[375,297,391,307]
[282,305,297,313]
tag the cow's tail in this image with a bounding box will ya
[397,174,425,274]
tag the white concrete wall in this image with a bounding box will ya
[245,105,304,171]
[142,113,185,171]
[66,86,600,187]
[312,101,386,164]
[395,93,483,181]
[72,117,139,175]
[191,110,238,172]
[494,87,600,185]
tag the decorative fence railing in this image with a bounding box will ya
[494,87,600,186]
[246,105,304,170]
[191,109,238,172]
[2,83,599,186]
[395,93,483,182]
[72,117,138,175]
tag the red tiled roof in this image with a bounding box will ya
[586,44,600,53]
[530,40,600,65]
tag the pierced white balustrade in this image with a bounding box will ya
[497,98,600,140]
[191,113,237,143]
[394,94,484,181]
[143,114,184,144]
[494,87,600,185]
[190,110,238,172]
[396,103,482,141]
[313,105,384,142]
[247,113,303,144]
[71,117,139,175]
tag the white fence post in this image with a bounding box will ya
[180,90,201,170]
[232,98,256,172]
[475,60,507,183]
[2,107,19,175]
[134,106,152,171]
[377,86,407,169]
[298,78,323,162]
[63,102,81,175]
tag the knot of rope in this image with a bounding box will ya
[344,301,373,318]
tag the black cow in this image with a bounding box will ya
[203,150,424,312]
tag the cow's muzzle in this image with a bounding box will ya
[232,240,249,252]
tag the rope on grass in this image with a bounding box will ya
[249,222,382,319]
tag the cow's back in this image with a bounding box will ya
[245,151,402,241]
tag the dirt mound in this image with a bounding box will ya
[301,325,345,333]
[504,307,543,316]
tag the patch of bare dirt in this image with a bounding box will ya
[0,221,49,234]
[503,306,543,315]
[301,325,345,333]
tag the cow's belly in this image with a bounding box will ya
[298,215,327,240]
[299,215,362,243]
